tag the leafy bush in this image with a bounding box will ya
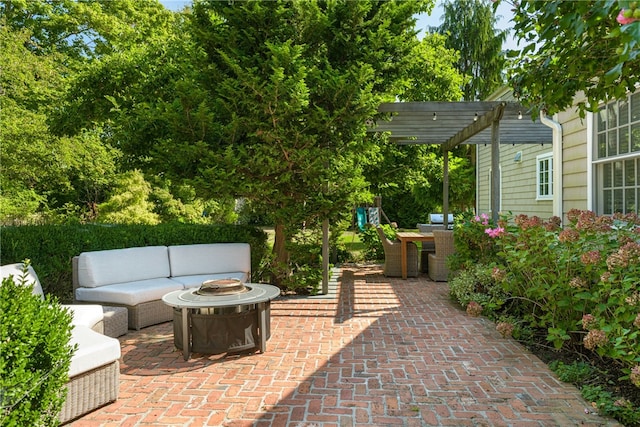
[0,263,75,426]
[0,224,269,302]
[448,263,506,315]
[493,211,640,376]
[358,223,397,261]
[581,385,640,426]
[548,360,594,383]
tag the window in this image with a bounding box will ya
[536,153,553,200]
[594,92,640,215]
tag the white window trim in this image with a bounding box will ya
[591,90,640,215]
[536,152,553,200]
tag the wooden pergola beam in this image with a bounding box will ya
[442,102,506,151]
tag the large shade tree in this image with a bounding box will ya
[438,0,507,101]
[365,33,467,226]
[189,0,433,283]
[505,0,640,117]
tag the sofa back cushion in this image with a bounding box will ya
[0,263,45,297]
[168,243,251,278]
[77,246,170,288]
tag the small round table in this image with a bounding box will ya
[162,283,280,360]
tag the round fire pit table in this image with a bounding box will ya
[162,282,280,360]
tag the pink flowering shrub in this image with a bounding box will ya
[449,211,506,270]
[490,210,640,382]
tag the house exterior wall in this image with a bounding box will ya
[476,141,554,219]
[556,100,589,217]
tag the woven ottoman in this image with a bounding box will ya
[102,306,128,338]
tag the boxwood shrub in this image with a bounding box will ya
[0,266,74,426]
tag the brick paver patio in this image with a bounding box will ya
[69,265,620,426]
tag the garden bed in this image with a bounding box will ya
[524,330,640,410]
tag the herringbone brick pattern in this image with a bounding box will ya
[69,265,620,426]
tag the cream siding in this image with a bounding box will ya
[476,142,554,218]
[557,100,589,218]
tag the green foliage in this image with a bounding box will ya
[448,263,506,315]
[493,211,640,368]
[548,360,594,384]
[581,385,640,426]
[97,170,160,225]
[506,0,640,118]
[0,263,75,426]
[0,224,269,302]
[0,0,176,61]
[358,223,397,261]
[549,361,640,423]
[438,0,507,100]
[401,32,465,102]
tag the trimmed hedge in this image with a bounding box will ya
[0,224,269,303]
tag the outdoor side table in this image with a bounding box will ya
[162,283,280,360]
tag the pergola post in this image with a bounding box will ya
[490,118,500,224]
[322,218,329,294]
[443,149,449,228]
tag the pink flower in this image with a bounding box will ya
[631,365,640,387]
[580,251,601,265]
[496,322,514,338]
[583,329,607,350]
[617,9,639,25]
[484,227,505,238]
[582,314,597,331]
[466,301,483,317]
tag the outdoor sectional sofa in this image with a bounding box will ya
[72,243,252,330]
[0,263,121,424]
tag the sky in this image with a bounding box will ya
[160,0,518,51]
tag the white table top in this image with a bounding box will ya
[162,283,280,308]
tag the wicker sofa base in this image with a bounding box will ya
[103,300,173,330]
[60,360,119,424]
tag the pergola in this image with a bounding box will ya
[369,101,554,225]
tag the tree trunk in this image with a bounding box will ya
[271,222,289,287]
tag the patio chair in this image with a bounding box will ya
[376,226,419,277]
[416,223,444,273]
[427,230,455,281]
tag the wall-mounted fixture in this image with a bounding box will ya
[514,151,523,163]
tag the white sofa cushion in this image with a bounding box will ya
[170,272,249,289]
[77,246,170,288]
[0,263,45,297]
[168,243,251,278]
[64,304,104,329]
[75,278,182,306]
[68,325,121,377]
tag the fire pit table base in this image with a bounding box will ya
[172,305,271,354]
[162,283,279,360]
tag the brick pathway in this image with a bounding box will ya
[69,265,620,426]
